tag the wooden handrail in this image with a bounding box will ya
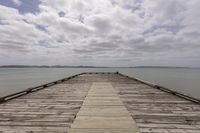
[0,73,85,104]
[0,72,117,104]
[2,71,198,105]
[117,72,200,104]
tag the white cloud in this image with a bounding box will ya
[0,5,22,20]
[0,0,200,66]
[11,0,22,6]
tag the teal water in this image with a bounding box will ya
[0,68,200,99]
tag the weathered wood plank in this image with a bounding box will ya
[0,73,200,133]
[0,78,91,132]
[69,82,140,133]
[114,75,200,133]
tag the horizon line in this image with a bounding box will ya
[0,65,199,68]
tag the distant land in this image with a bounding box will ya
[0,65,197,69]
[132,66,194,69]
[0,65,108,68]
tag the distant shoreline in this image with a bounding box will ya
[0,65,198,69]
[0,65,107,68]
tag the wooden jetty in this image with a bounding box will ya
[0,72,200,133]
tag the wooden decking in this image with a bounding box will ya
[0,73,200,133]
[69,82,140,133]
[0,76,91,132]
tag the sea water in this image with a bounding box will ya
[0,68,200,99]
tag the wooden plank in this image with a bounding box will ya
[114,75,200,133]
[0,78,91,132]
[0,73,200,133]
[69,82,140,133]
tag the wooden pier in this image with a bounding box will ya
[0,72,200,133]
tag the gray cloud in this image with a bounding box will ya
[86,14,112,33]
[73,41,119,54]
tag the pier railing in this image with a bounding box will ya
[0,72,199,104]
[0,72,116,103]
[0,73,85,103]
[117,72,200,104]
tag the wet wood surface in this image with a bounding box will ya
[0,73,200,133]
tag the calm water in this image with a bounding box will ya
[0,68,200,99]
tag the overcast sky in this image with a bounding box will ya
[0,0,200,67]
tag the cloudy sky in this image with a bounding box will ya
[0,0,200,67]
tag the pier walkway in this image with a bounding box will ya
[69,82,140,133]
[0,73,200,133]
